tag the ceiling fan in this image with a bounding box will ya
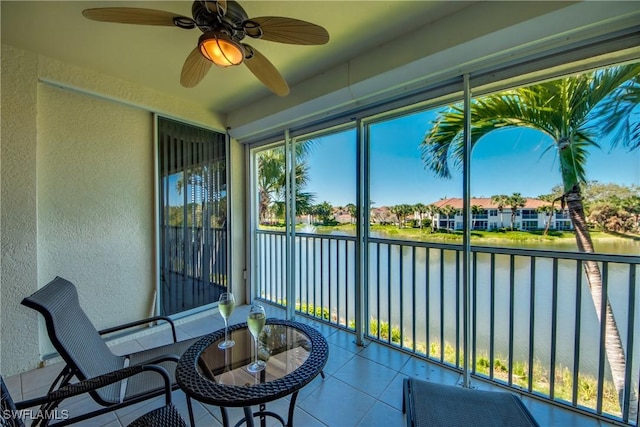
[82,0,330,96]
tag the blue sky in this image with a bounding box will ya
[166,116,639,208]
[304,110,640,207]
[165,97,639,209]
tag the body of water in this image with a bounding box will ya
[284,231,640,381]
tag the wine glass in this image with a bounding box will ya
[246,304,267,373]
[217,292,235,349]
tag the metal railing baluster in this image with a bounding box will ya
[377,242,381,340]
[388,244,392,345]
[509,255,515,386]
[472,252,477,374]
[440,249,445,362]
[572,260,583,407]
[528,256,536,393]
[400,245,404,347]
[596,262,609,414]
[490,252,496,380]
[412,246,417,353]
[425,247,431,358]
[550,258,559,400]
[623,264,636,422]
[456,250,461,368]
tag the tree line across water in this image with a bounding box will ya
[259,181,640,236]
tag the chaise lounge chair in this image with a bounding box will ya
[21,277,201,426]
[403,377,539,427]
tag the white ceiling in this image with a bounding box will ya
[1,0,473,115]
[3,1,639,141]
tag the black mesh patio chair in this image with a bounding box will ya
[21,277,200,426]
[1,366,186,427]
[402,377,539,427]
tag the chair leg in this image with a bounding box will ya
[186,395,196,427]
[48,365,74,393]
[35,365,76,425]
[220,406,230,427]
[402,378,409,414]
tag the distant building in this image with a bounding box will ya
[370,206,395,224]
[429,197,573,231]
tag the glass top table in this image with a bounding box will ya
[176,319,328,427]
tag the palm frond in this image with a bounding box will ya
[420,64,639,185]
[595,70,640,149]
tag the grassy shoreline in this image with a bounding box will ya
[282,223,640,245]
[294,303,622,417]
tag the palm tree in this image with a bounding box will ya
[426,204,440,232]
[470,204,482,230]
[420,63,640,414]
[538,192,564,235]
[536,203,554,233]
[507,192,526,230]
[390,204,412,228]
[257,149,285,223]
[345,203,357,224]
[439,204,457,231]
[257,144,316,224]
[414,203,427,229]
[313,201,334,225]
[491,194,508,228]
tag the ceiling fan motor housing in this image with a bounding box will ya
[192,0,248,40]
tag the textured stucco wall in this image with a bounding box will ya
[1,46,40,375]
[1,44,229,375]
[36,84,154,356]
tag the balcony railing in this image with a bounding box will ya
[255,229,640,425]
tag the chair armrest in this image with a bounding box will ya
[98,316,178,343]
[133,354,181,366]
[15,365,173,410]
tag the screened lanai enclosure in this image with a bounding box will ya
[248,52,640,425]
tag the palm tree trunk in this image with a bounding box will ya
[543,214,551,235]
[566,186,636,418]
[543,198,559,236]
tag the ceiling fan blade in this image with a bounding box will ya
[243,17,329,45]
[180,47,213,88]
[243,44,290,96]
[82,8,193,27]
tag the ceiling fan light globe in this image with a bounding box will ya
[199,32,244,67]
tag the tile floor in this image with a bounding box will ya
[4,303,621,427]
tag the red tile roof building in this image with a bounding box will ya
[427,197,572,231]
[431,197,551,210]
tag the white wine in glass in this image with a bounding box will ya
[218,292,235,349]
[246,304,266,373]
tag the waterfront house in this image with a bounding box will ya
[429,197,573,231]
